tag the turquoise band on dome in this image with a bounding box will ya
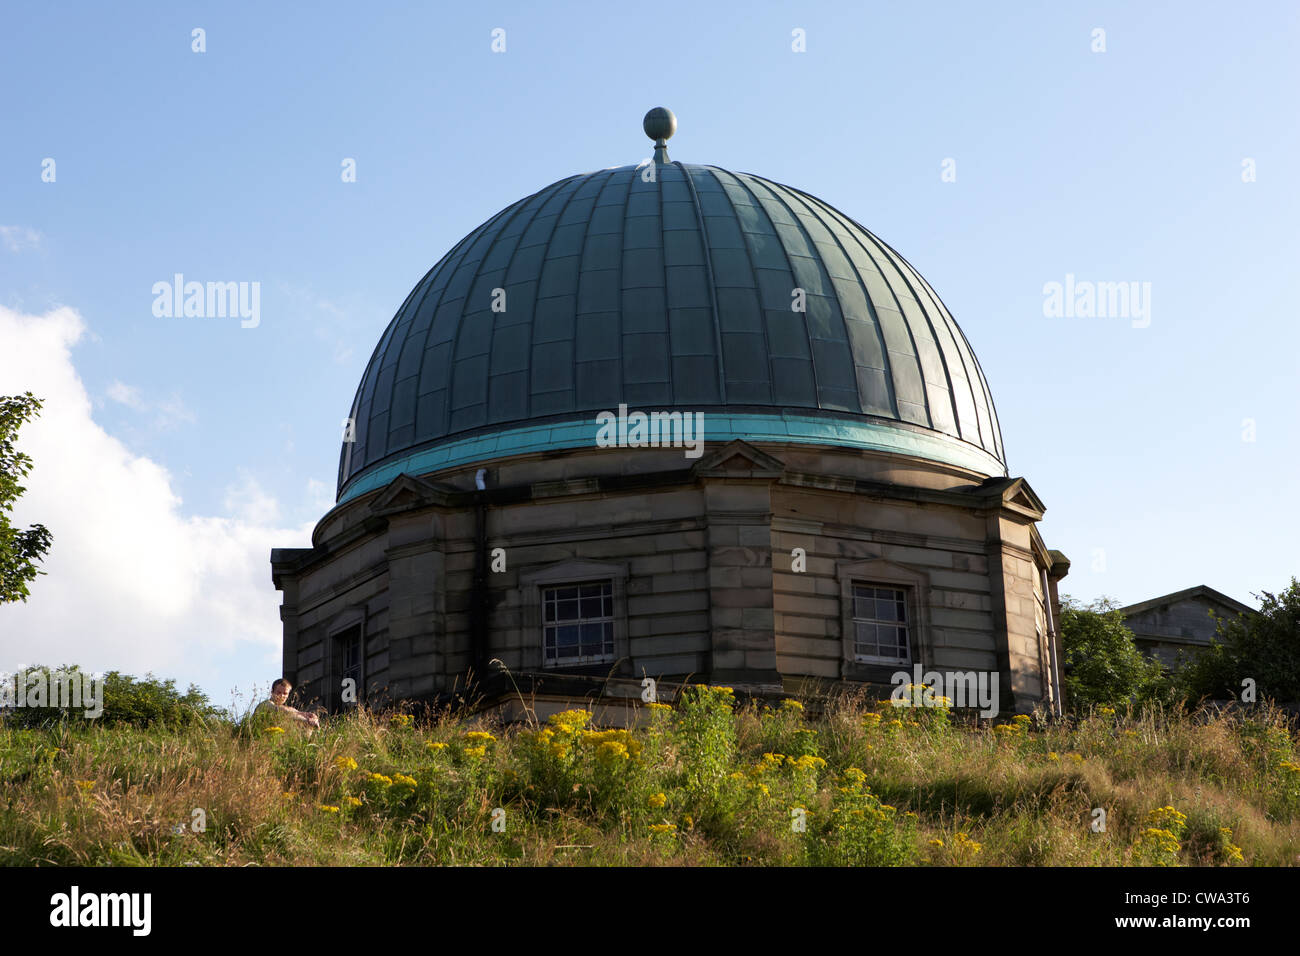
[336,413,1005,504]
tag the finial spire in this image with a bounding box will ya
[643,107,677,164]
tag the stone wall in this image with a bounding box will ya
[769,486,997,685]
[274,441,1062,716]
[1124,595,1239,670]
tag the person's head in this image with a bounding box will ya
[271,679,291,705]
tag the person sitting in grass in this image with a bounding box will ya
[256,678,320,731]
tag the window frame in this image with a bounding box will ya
[521,560,629,673]
[327,609,366,708]
[836,558,929,681]
[849,582,912,666]
[540,579,617,667]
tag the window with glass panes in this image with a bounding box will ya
[338,625,362,702]
[851,584,911,664]
[542,581,614,665]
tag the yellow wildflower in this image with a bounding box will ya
[1147,806,1187,833]
[426,741,448,751]
[368,773,392,786]
[343,796,363,807]
[392,773,417,788]
[595,740,630,764]
[1135,827,1181,856]
[756,753,785,773]
[264,726,285,735]
[75,780,95,792]
[648,792,667,809]
[548,709,592,732]
[333,755,358,771]
[464,745,487,759]
[952,832,982,854]
[318,805,340,813]
[465,731,496,743]
[649,823,677,834]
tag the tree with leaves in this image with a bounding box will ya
[1172,579,1300,705]
[0,392,53,603]
[1058,595,1167,711]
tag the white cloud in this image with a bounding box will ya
[223,469,282,525]
[0,305,314,681]
[106,378,196,430]
[305,478,335,514]
[277,281,355,364]
[106,379,145,409]
[0,225,42,253]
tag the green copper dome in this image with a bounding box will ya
[338,153,1005,501]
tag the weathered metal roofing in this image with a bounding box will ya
[338,158,1005,499]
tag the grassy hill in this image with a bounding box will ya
[2,686,1298,866]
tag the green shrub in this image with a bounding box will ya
[0,665,221,729]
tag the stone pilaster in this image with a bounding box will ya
[694,441,785,690]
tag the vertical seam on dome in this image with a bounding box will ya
[811,201,931,430]
[703,166,775,405]
[850,224,964,441]
[610,167,635,413]
[421,191,533,437]
[787,190,900,420]
[460,187,561,426]
[340,223,484,497]
[676,162,727,402]
[560,170,613,415]
[878,236,1003,466]
[444,176,577,437]
[906,262,1006,471]
[796,192,939,432]
[512,181,575,430]
[408,200,524,446]
[729,171,821,404]
[879,239,989,455]
[651,163,675,402]
[389,213,498,454]
[756,181,863,415]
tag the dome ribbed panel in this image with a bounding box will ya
[338,164,1006,497]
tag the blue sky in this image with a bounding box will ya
[1,1,1297,707]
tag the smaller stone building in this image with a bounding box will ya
[1120,585,1254,670]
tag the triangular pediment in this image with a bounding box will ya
[691,439,786,478]
[1119,585,1255,619]
[369,473,455,516]
[1003,478,1045,516]
[966,476,1045,519]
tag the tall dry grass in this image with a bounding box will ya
[1,693,1296,866]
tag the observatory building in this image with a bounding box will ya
[271,109,1070,720]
